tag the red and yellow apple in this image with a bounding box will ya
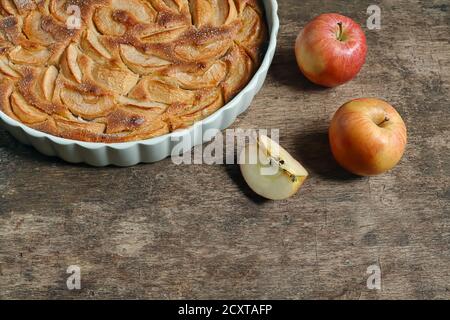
[329,98,407,176]
[295,13,367,87]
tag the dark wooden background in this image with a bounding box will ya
[0,0,449,299]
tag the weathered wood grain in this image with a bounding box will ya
[0,0,449,299]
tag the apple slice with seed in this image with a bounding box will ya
[240,135,308,200]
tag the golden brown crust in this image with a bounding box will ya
[0,0,267,142]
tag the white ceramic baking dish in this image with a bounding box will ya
[0,0,279,167]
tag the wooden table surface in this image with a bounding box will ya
[0,0,449,300]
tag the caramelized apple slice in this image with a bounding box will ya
[169,61,227,90]
[120,45,170,67]
[93,0,156,36]
[140,25,187,43]
[23,11,54,45]
[84,29,112,60]
[235,5,267,60]
[0,55,19,77]
[120,44,171,74]
[173,24,238,62]
[167,88,223,129]
[65,44,83,83]
[174,36,232,62]
[41,65,58,101]
[129,77,196,105]
[0,79,16,118]
[55,117,106,135]
[11,91,48,124]
[118,96,167,112]
[151,0,189,13]
[93,7,126,36]
[104,107,147,134]
[189,0,213,27]
[214,0,238,25]
[60,88,115,119]
[240,135,309,200]
[111,0,156,22]
[12,0,35,14]
[49,0,72,22]
[0,0,18,15]
[221,45,253,101]
[8,45,51,65]
[91,64,139,95]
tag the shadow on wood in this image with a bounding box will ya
[0,130,52,163]
[224,164,270,205]
[0,129,103,169]
[293,130,361,181]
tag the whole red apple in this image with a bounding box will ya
[295,13,367,87]
[329,98,407,176]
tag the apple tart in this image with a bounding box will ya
[0,0,267,142]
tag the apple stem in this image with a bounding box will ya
[337,22,344,41]
[378,115,390,126]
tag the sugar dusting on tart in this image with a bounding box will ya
[0,0,267,142]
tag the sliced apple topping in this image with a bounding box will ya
[91,64,139,95]
[12,0,35,14]
[0,55,20,77]
[49,0,85,24]
[49,0,69,22]
[152,0,189,13]
[169,87,224,129]
[189,0,213,28]
[240,135,308,200]
[93,7,126,36]
[120,44,171,74]
[55,117,106,135]
[11,91,48,124]
[117,96,167,113]
[60,87,115,119]
[85,29,112,60]
[8,45,51,65]
[129,76,196,105]
[0,79,15,118]
[41,65,58,101]
[236,6,264,43]
[175,37,232,62]
[174,26,236,62]
[120,45,170,67]
[23,11,54,45]
[1,0,18,15]
[215,0,238,25]
[221,44,253,101]
[65,44,83,83]
[104,107,148,134]
[111,0,156,23]
[235,5,266,60]
[169,60,227,90]
[92,0,156,36]
[140,25,188,43]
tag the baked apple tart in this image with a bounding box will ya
[0,0,267,142]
